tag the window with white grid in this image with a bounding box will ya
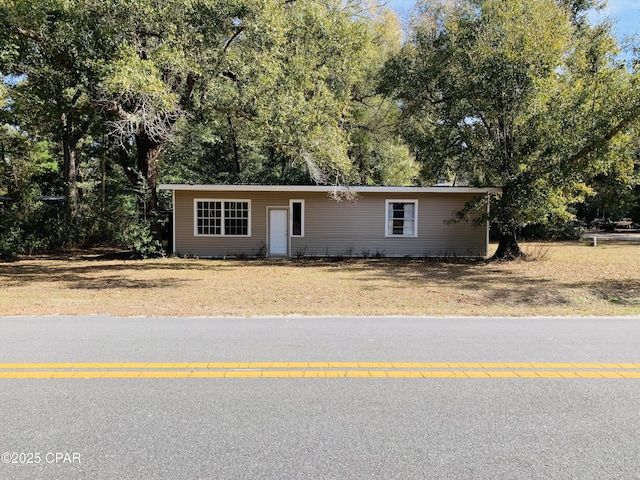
[195,199,250,236]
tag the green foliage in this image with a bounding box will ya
[0,219,22,258]
[0,123,58,196]
[577,126,640,222]
[0,199,67,257]
[116,221,164,260]
[159,0,412,186]
[383,0,640,257]
[521,219,584,241]
[0,0,415,254]
[6,0,637,259]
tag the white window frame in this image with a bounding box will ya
[289,199,305,237]
[385,200,418,238]
[194,198,251,237]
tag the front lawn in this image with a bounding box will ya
[1,242,639,317]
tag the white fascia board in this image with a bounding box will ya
[159,184,501,194]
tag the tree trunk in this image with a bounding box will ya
[227,114,241,174]
[134,131,163,241]
[488,182,525,261]
[491,231,525,260]
[1,142,11,194]
[62,113,79,224]
[135,131,161,217]
[100,137,106,215]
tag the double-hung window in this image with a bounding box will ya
[195,199,250,236]
[385,200,418,237]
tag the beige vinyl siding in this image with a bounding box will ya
[174,190,290,257]
[291,192,486,258]
[173,190,488,258]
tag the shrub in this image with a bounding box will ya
[0,200,68,257]
[116,221,165,259]
[520,220,584,241]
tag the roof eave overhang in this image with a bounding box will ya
[158,184,502,194]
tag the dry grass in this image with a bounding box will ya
[1,241,640,317]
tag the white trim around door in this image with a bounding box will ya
[267,207,289,257]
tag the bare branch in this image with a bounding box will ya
[100,99,182,146]
[213,27,245,73]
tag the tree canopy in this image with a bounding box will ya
[1,0,413,254]
[382,0,640,258]
[0,0,639,258]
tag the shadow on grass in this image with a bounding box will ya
[0,265,191,290]
[286,258,640,308]
[0,258,225,290]
[570,280,640,306]
[3,255,640,307]
[0,255,289,290]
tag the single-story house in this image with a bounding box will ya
[159,184,501,259]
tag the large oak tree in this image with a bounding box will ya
[383,0,640,258]
[2,0,409,230]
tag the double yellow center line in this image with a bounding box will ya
[1,362,640,378]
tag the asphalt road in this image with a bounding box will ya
[1,315,639,480]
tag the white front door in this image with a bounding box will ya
[269,209,288,257]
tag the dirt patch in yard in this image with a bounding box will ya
[1,242,639,317]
